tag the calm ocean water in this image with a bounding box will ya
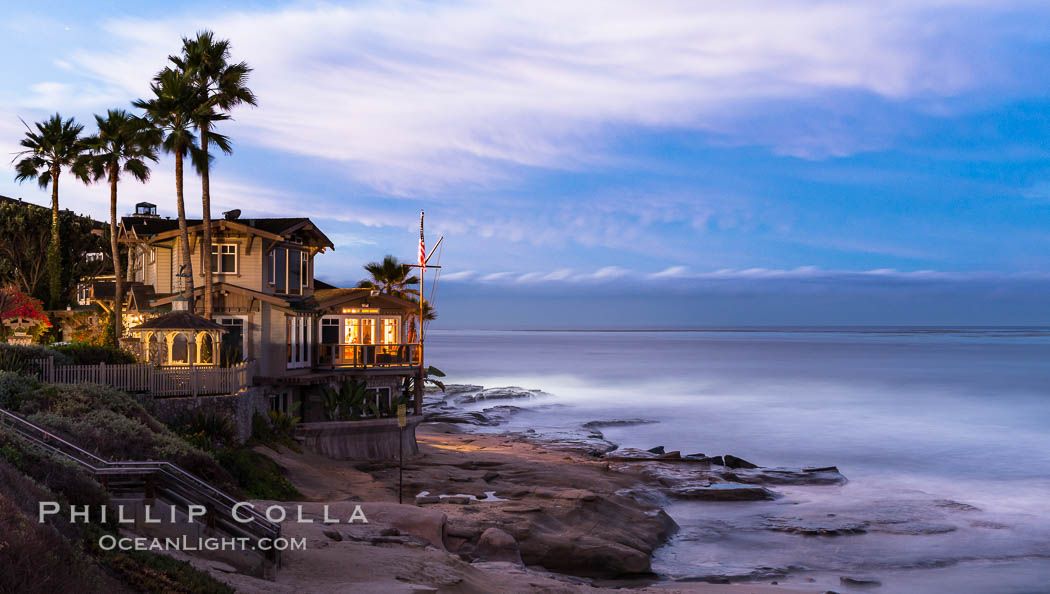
[427,328,1050,593]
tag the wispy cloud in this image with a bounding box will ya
[58,0,1022,194]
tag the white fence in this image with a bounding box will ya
[31,357,256,397]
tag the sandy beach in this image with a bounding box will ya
[179,424,822,593]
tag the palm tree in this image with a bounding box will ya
[133,68,204,307]
[357,255,420,298]
[81,109,160,343]
[12,114,88,308]
[172,30,257,319]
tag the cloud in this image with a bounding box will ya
[56,0,1027,194]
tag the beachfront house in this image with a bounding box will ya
[82,203,426,425]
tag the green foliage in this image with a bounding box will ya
[0,371,35,409]
[0,349,33,376]
[321,378,368,421]
[168,410,236,452]
[89,537,235,594]
[0,342,74,366]
[50,342,135,365]
[214,448,301,501]
[0,201,106,308]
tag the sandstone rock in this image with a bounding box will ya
[482,471,500,482]
[764,517,868,536]
[582,419,658,429]
[415,495,441,505]
[647,446,666,455]
[379,527,400,537]
[655,451,681,460]
[322,528,343,541]
[669,482,778,501]
[423,410,499,425]
[444,496,472,504]
[476,527,523,564]
[723,454,759,469]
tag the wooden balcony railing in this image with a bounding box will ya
[317,343,421,369]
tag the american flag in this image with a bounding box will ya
[418,211,426,273]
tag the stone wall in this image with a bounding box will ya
[139,387,268,444]
[296,416,421,460]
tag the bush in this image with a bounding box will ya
[168,410,237,452]
[50,343,135,365]
[0,372,35,409]
[0,343,73,366]
[215,448,302,500]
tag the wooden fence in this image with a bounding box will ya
[30,357,256,398]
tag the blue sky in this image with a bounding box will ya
[4,1,1050,327]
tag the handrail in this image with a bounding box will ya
[0,407,279,537]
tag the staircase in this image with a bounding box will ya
[0,407,281,578]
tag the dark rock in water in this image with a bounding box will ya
[869,521,956,535]
[455,386,544,404]
[723,467,848,486]
[840,576,881,587]
[647,446,666,455]
[685,453,706,459]
[582,418,658,429]
[935,499,981,512]
[764,516,868,536]
[723,454,758,469]
[423,410,499,425]
[655,450,681,459]
[669,483,779,501]
[322,528,343,541]
[379,527,400,537]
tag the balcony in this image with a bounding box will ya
[316,343,421,370]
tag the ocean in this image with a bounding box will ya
[426,328,1050,593]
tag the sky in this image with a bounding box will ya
[3,0,1050,327]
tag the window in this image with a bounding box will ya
[210,244,238,274]
[267,250,275,285]
[321,318,339,344]
[286,315,311,368]
[275,248,287,292]
[149,247,156,264]
[198,334,214,364]
[382,318,398,344]
[288,250,302,295]
[302,252,310,289]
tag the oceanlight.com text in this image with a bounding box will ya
[97,534,307,552]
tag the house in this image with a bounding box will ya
[88,203,426,422]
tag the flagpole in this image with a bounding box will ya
[418,211,425,414]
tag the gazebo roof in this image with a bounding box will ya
[130,311,226,332]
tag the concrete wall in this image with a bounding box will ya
[140,387,268,444]
[296,416,421,460]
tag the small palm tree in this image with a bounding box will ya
[12,114,88,308]
[173,30,257,319]
[133,68,206,306]
[82,109,160,343]
[357,255,420,298]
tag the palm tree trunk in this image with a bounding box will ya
[110,165,123,346]
[175,150,194,306]
[200,122,213,319]
[48,168,62,309]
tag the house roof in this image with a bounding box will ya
[150,282,292,308]
[130,311,226,332]
[121,215,334,249]
[314,288,418,311]
[1,194,106,230]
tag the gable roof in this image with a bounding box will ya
[314,288,418,311]
[121,215,334,249]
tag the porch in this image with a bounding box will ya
[316,343,421,370]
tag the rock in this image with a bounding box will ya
[379,527,400,537]
[765,517,868,536]
[415,495,441,505]
[482,471,500,482]
[455,386,544,404]
[722,467,848,486]
[501,505,542,513]
[444,496,472,505]
[476,527,523,564]
[647,446,666,455]
[669,483,778,501]
[840,576,882,587]
[655,451,681,460]
[723,454,759,469]
[582,419,658,429]
[322,528,343,541]
[423,410,499,426]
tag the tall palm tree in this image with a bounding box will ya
[133,68,204,307]
[12,114,88,308]
[172,30,257,319]
[82,109,160,343]
[357,255,420,298]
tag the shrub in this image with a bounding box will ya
[50,343,135,365]
[215,448,302,500]
[0,371,36,410]
[0,343,73,366]
[168,410,237,452]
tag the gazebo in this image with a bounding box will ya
[129,311,226,367]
